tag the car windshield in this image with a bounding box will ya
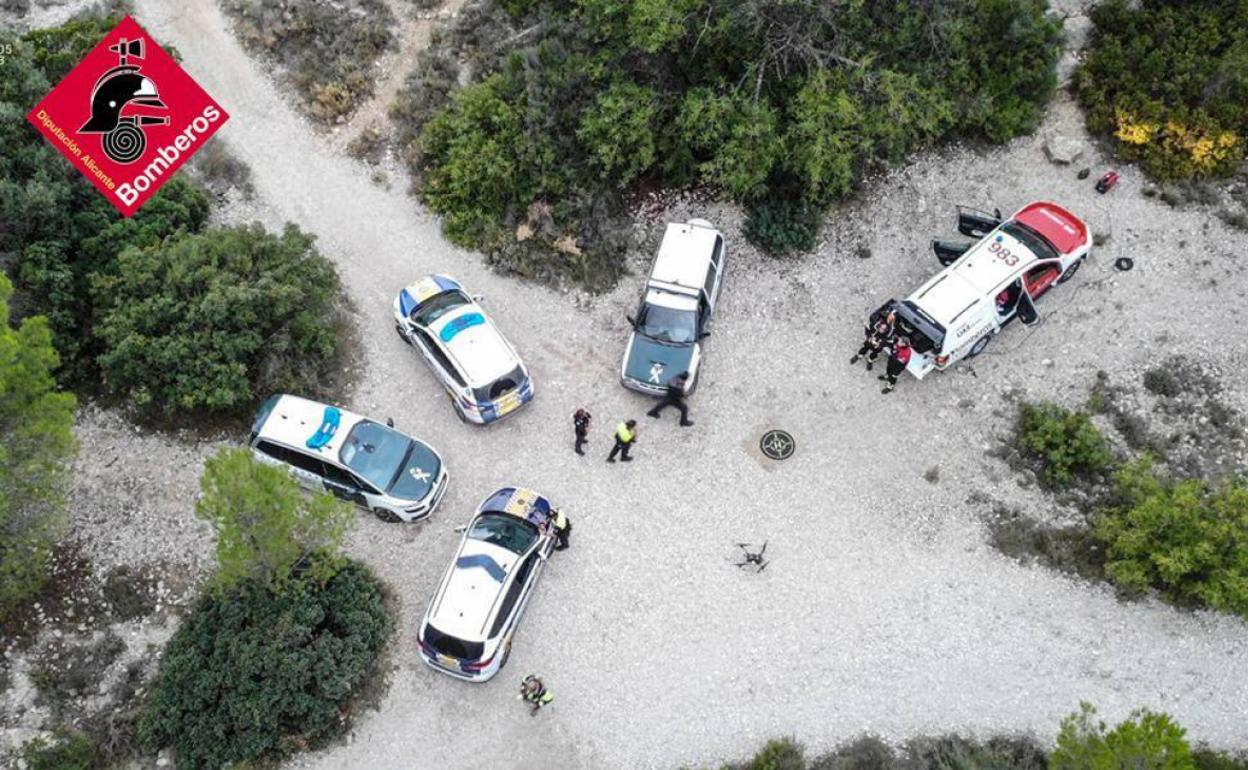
[412,291,470,327]
[639,303,697,344]
[339,421,414,492]
[468,513,538,555]
[1001,221,1059,262]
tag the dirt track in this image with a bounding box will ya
[56,0,1248,767]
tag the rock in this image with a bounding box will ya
[1043,134,1084,165]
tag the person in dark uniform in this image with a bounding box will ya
[572,408,591,456]
[646,371,693,426]
[607,420,637,462]
[879,336,912,394]
[851,311,896,371]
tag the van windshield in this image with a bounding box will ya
[339,421,413,492]
[639,303,697,344]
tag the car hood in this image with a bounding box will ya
[388,441,442,500]
[624,333,693,387]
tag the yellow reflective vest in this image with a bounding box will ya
[615,422,634,443]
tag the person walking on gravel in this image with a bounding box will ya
[879,336,912,394]
[647,371,694,426]
[550,507,571,551]
[573,408,592,456]
[607,419,637,462]
[520,675,553,716]
[851,311,895,371]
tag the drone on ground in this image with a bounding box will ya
[733,541,769,573]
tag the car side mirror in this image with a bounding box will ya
[626,315,637,328]
[453,525,467,534]
[699,331,711,340]
[472,293,485,302]
[386,417,395,428]
[994,208,1002,220]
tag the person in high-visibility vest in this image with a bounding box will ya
[550,507,571,550]
[607,419,637,463]
[520,674,553,716]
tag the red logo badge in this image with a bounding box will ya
[26,15,229,217]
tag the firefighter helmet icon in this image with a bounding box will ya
[78,37,169,164]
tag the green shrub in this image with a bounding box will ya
[403,0,1062,273]
[220,0,397,122]
[1,20,211,385]
[1076,0,1248,180]
[91,223,345,414]
[1051,702,1194,770]
[1094,459,1248,616]
[1017,402,1115,485]
[1194,749,1248,770]
[577,79,660,186]
[727,737,805,770]
[139,562,391,770]
[0,274,77,621]
[21,729,102,770]
[745,198,822,255]
[196,447,353,595]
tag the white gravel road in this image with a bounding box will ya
[63,1,1248,768]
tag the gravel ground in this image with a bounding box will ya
[47,0,1248,767]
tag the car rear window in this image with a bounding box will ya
[895,300,945,355]
[425,624,483,661]
[473,365,525,403]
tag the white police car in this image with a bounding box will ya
[417,487,557,682]
[249,394,448,523]
[876,201,1091,378]
[393,275,533,424]
[621,219,725,395]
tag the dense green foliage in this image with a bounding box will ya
[1052,703,1193,770]
[93,224,344,414]
[402,0,1062,275]
[1076,0,1248,180]
[720,707,1248,770]
[743,198,822,255]
[0,20,211,385]
[0,275,77,621]
[138,562,391,770]
[1017,401,1115,485]
[221,0,397,121]
[20,729,102,770]
[196,448,353,594]
[3,17,348,418]
[1094,459,1248,617]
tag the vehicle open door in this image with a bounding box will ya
[932,239,972,266]
[957,206,1002,239]
[1016,291,1040,326]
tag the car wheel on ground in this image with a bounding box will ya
[1057,256,1084,284]
[967,334,992,358]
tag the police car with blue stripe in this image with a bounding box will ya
[418,487,558,681]
[393,275,533,424]
[249,394,448,523]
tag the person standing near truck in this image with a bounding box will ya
[879,337,912,395]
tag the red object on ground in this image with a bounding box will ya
[1096,171,1120,194]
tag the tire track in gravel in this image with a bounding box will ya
[122,2,1248,769]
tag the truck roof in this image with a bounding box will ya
[650,221,720,293]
